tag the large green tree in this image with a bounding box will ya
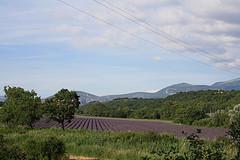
[0,86,42,128]
[44,89,80,130]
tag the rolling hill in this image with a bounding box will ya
[76,77,240,105]
[2,78,240,105]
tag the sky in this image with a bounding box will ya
[0,0,240,97]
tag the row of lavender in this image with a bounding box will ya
[34,117,228,139]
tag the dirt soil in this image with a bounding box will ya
[69,155,98,160]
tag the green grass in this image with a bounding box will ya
[0,127,237,160]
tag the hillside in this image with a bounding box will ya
[212,78,240,90]
[75,91,100,104]
[76,77,240,105]
[79,90,240,127]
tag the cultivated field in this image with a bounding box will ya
[34,117,228,139]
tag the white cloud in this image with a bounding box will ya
[152,56,161,61]
[0,0,240,71]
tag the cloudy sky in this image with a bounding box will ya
[0,0,240,97]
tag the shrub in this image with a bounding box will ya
[0,135,26,160]
[186,133,226,160]
[175,106,207,125]
[142,144,187,160]
[0,134,66,160]
[209,110,230,127]
[24,140,43,160]
[142,132,226,160]
[41,137,66,160]
[187,133,204,160]
[228,113,240,160]
[192,118,211,126]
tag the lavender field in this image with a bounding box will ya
[34,117,228,139]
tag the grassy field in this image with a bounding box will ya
[0,127,237,160]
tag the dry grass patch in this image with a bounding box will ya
[69,155,98,160]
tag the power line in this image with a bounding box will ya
[93,0,240,74]
[94,0,230,61]
[56,0,208,61]
[56,0,240,74]
[56,0,179,53]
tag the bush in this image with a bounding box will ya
[41,137,66,160]
[142,132,226,160]
[24,140,44,160]
[192,118,211,127]
[186,133,226,160]
[24,137,66,160]
[186,133,204,160]
[0,135,26,160]
[0,134,66,160]
[228,113,240,160]
[209,110,230,127]
[175,106,207,125]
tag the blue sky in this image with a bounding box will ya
[0,0,240,97]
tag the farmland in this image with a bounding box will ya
[34,117,228,139]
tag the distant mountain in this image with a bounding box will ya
[27,77,240,105]
[77,84,218,104]
[76,77,240,105]
[76,91,100,104]
[100,92,154,101]
[75,91,154,105]
[212,78,240,90]
[152,83,218,98]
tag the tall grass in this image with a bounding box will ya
[0,127,236,160]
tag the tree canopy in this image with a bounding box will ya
[44,89,80,130]
[0,86,42,128]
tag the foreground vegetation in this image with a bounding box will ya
[0,127,238,160]
[79,90,240,127]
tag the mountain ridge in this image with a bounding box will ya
[76,78,240,104]
[1,78,240,104]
